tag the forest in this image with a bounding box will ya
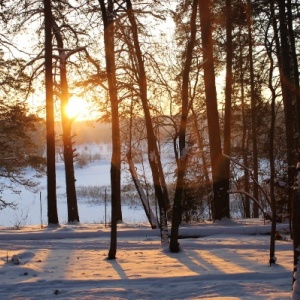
[0,0,300,296]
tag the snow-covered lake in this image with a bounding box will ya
[0,159,151,227]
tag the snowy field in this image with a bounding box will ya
[0,157,150,228]
[0,143,174,228]
[0,145,297,299]
[0,220,294,299]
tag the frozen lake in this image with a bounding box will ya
[0,159,151,227]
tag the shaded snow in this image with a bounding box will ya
[0,152,296,299]
[0,220,294,299]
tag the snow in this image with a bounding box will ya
[0,148,296,299]
[0,220,294,299]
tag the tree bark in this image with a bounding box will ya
[292,164,300,289]
[99,0,122,259]
[44,0,58,225]
[277,0,298,238]
[199,0,230,220]
[127,154,158,229]
[287,0,300,138]
[223,0,233,219]
[52,20,79,223]
[125,0,169,246]
[246,0,259,218]
[170,0,198,253]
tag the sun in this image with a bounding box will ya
[65,96,88,120]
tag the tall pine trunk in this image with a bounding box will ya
[266,4,277,263]
[277,0,297,235]
[125,0,169,245]
[246,0,259,218]
[52,21,79,223]
[199,0,229,220]
[223,0,233,218]
[44,0,58,225]
[170,0,198,253]
[99,0,122,259]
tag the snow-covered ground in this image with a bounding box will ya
[0,145,298,299]
[0,220,294,299]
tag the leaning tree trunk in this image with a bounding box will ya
[44,0,58,225]
[199,0,230,220]
[99,0,122,260]
[127,101,158,229]
[52,20,79,223]
[170,0,198,253]
[125,0,169,246]
[127,153,158,229]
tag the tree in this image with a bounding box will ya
[199,0,230,220]
[170,0,198,253]
[99,0,122,259]
[223,0,233,219]
[292,163,300,294]
[123,0,170,245]
[246,0,259,218]
[266,0,279,266]
[0,102,45,210]
[44,0,59,225]
[52,19,80,223]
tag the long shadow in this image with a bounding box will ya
[165,248,219,275]
[106,258,128,279]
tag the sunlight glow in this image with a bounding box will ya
[66,97,88,120]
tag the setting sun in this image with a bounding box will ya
[65,97,88,120]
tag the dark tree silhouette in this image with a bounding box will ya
[44,0,58,225]
[99,0,122,259]
[199,0,230,220]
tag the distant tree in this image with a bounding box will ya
[0,103,45,210]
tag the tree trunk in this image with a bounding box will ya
[44,0,58,225]
[223,0,233,218]
[191,108,210,184]
[127,154,158,229]
[292,164,300,290]
[52,20,79,223]
[125,0,169,246]
[277,0,298,235]
[266,4,277,263]
[199,0,229,220]
[246,0,259,218]
[287,0,300,138]
[170,0,198,253]
[99,0,122,260]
